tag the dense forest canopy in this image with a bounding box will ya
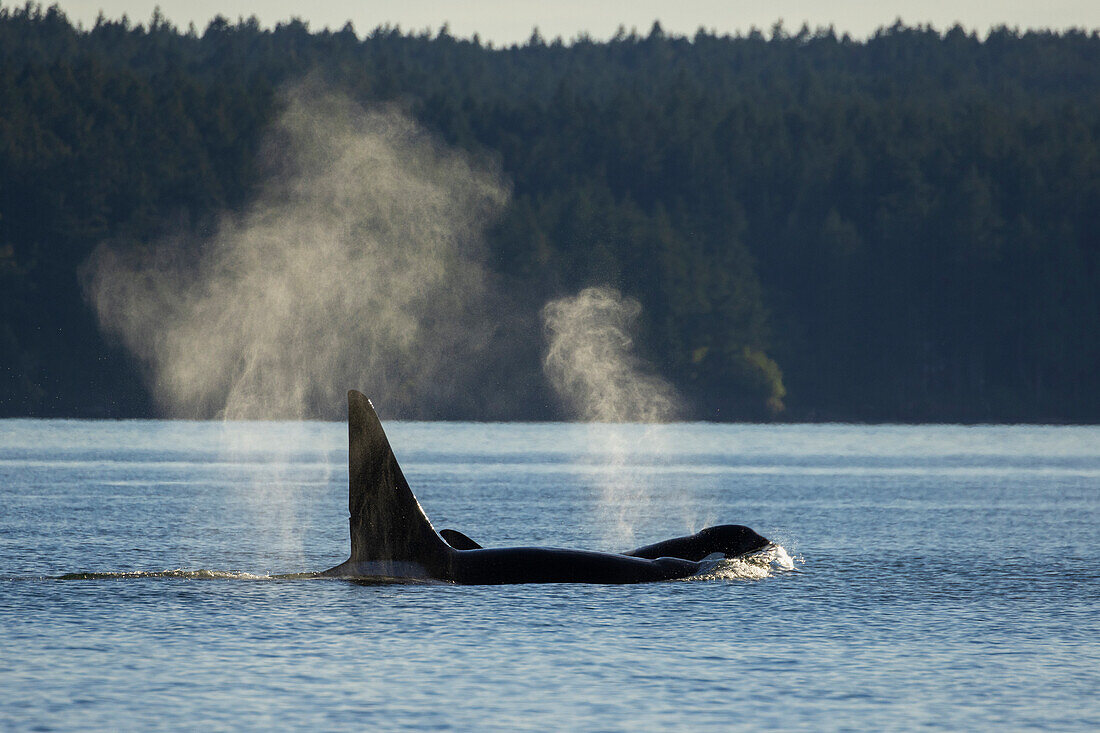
[1,2,1098,421]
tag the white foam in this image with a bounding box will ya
[684,543,802,581]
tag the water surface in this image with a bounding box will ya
[2,420,1098,730]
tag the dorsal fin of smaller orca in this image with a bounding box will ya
[346,390,447,566]
[440,529,482,550]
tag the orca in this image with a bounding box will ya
[320,390,770,584]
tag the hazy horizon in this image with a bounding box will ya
[43,0,1100,45]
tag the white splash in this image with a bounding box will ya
[686,544,802,581]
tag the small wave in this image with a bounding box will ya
[685,544,802,581]
[55,569,282,580]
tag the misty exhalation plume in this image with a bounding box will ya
[542,286,687,548]
[85,85,507,419]
[541,286,681,422]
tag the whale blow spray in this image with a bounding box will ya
[541,286,692,546]
[84,84,508,563]
[86,84,507,421]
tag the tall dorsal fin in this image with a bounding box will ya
[346,390,446,564]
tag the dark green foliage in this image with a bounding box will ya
[1,2,1098,420]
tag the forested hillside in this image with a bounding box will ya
[2,3,1098,420]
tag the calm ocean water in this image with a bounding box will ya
[1,419,1098,730]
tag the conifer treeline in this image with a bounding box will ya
[2,3,1098,420]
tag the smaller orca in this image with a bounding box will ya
[441,525,767,562]
[321,391,771,584]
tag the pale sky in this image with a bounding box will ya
[46,1,1100,44]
